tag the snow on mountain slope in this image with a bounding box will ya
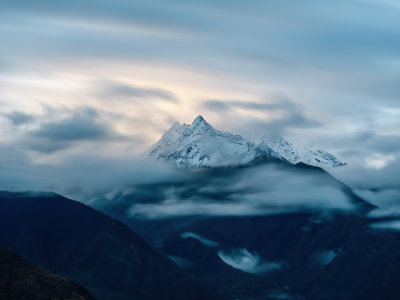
[145,115,345,169]
[145,115,283,168]
[258,136,346,168]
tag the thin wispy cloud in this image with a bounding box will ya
[218,248,282,275]
[96,80,180,104]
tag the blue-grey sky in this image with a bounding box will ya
[0,0,400,202]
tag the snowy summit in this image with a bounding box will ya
[145,115,345,169]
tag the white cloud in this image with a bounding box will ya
[128,164,356,219]
[218,248,281,274]
[370,220,400,231]
[180,232,219,247]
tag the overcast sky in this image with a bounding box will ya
[0,0,400,200]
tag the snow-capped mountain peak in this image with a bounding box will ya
[145,116,345,169]
[145,116,283,168]
[191,114,208,127]
[182,115,216,138]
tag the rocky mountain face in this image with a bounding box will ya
[145,115,345,169]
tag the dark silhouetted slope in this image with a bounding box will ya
[0,247,95,300]
[0,191,221,300]
[127,213,400,300]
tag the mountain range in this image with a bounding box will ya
[0,191,220,300]
[145,115,345,169]
[99,161,400,300]
[2,116,399,300]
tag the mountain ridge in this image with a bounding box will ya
[0,247,95,300]
[0,191,221,300]
[145,115,345,169]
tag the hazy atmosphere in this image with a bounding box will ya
[1,1,400,300]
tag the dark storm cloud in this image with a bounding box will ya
[33,108,108,142]
[17,107,145,153]
[21,108,110,153]
[97,81,179,103]
[3,111,34,126]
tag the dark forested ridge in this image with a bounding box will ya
[0,247,95,300]
[0,191,221,300]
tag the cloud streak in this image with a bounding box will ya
[180,232,219,247]
[218,248,282,275]
[202,97,321,136]
[96,80,180,104]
